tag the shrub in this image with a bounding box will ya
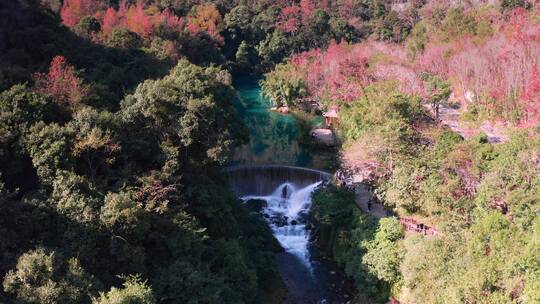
[107,28,143,49]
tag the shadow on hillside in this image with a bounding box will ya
[0,0,170,111]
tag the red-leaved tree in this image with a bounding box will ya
[521,64,540,123]
[277,0,320,34]
[277,5,303,33]
[125,0,154,38]
[34,56,88,106]
[102,7,119,35]
[289,41,376,102]
[158,9,184,30]
[187,3,224,43]
[60,0,102,27]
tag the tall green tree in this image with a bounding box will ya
[3,248,97,304]
[93,276,154,304]
[120,59,248,167]
[421,73,451,119]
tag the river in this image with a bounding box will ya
[229,76,353,303]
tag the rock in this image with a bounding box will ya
[296,212,310,223]
[244,199,267,213]
[310,128,336,146]
[270,215,288,227]
[465,90,475,103]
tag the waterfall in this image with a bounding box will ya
[226,165,331,197]
[242,181,321,267]
[228,165,330,268]
[227,165,353,303]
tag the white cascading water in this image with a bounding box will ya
[242,181,321,267]
[239,178,354,303]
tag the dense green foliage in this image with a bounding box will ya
[339,83,423,143]
[260,63,307,108]
[0,57,286,303]
[3,247,97,304]
[93,276,154,304]
[337,82,425,174]
[261,1,540,303]
[3,0,540,303]
[0,1,288,299]
[219,0,417,72]
[380,130,540,303]
[332,83,540,302]
[0,2,168,110]
[311,185,404,303]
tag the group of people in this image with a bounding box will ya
[399,217,438,236]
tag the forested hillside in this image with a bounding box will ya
[259,1,540,303]
[1,0,401,302]
[0,0,297,302]
[1,0,539,303]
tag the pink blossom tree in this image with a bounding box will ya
[60,0,102,27]
[521,64,540,123]
[33,56,88,106]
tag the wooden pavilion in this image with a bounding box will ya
[323,106,339,127]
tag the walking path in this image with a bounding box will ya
[351,182,438,235]
[354,183,387,218]
[342,103,498,232]
[431,104,508,144]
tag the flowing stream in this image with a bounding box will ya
[229,77,353,303]
[228,166,353,303]
[242,182,320,267]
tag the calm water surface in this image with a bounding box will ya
[232,76,328,168]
